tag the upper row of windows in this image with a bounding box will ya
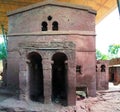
[41,21,59,31]
[41,16,59,31]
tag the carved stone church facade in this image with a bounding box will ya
[6,1,96,106]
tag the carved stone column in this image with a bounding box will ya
[67,60,76,106]
[19,50,29,101]
[42,58,52,103]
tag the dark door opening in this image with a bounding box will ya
[109,67,115,82]
[111,73,114,82]
[52,52,68,105]
[27,52,44,103]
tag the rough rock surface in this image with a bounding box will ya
[0,91,120,112]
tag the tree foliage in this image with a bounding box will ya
[0,42,7,60]
[96,49,109,60]
[96,44,120,60]
[108,44,120,59]
[0,35,7,60]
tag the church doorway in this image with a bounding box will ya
[27,52,44,102]
[52,52,68,105]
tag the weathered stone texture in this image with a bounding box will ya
[8,5,95,34]
[6,1,96,106]
[96,60,109,90]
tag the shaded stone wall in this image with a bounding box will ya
[109,67,120,84]
[109,58,120,84]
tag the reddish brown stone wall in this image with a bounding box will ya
[96,60,109,90]
[76,52,96,96]
[7,34,96,96]
[8,5,95,34]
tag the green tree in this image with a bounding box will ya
[0,35,7,60]
[0,25,7,60]
[108,44,120,59]
[0,43,7,60]
[96,49,109,60]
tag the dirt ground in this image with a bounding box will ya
[0,83,120,112]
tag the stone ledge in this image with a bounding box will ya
[8,31,96,37]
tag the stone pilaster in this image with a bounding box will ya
[67,60,76,106]
[19,54,29,101]
[42,59,52,103]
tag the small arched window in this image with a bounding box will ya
[52,21,58,31]
[41,21,48,31]
[101,64,106,72]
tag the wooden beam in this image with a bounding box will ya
[91,0,109,10]
[0,0,42,6]
[0,19,8,22]
[0,11,7,15]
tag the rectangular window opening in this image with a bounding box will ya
[76,65,82,74]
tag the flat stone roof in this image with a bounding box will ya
[109,58,120,66]
[7,0,96,16]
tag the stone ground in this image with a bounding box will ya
[0,83,120,112]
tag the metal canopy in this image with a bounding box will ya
[0,0,117,34]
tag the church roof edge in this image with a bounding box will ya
[7,0,96,16]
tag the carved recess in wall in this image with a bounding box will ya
[18,41,76,63]
[19,42,75,50]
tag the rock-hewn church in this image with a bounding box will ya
[6,0,96,106]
